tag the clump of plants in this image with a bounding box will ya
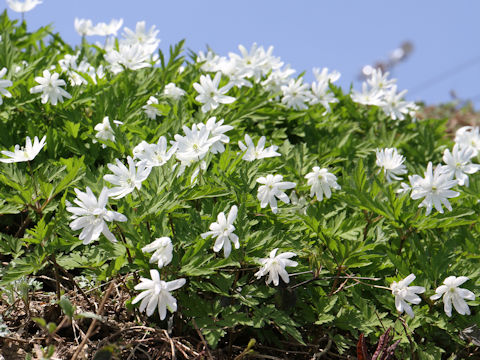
[0,8,478,359]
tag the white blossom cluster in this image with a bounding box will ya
[195,44,341,114]
[1,15,476,324]
[351,69,418,120]
[58,52,105,86]
[382,126,480,216]
[391,274,475,318]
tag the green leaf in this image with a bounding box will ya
[59,296,75,319]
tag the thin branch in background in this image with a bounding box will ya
[358,41,414,81]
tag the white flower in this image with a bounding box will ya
[143,96,161,119]
[375,148,408,182]
[396,181,412,195]
[201,205,239,258]
[455,126,480,155]
[197,117,233,154]
[216,57,252,89]
[0,135,46,163]
[390,274,425,318]
[90,18,123,37]
[430,276,475,317]
[256,174,296,214]
[409,162,459,215]
[67,187,127,245]
[93,117,123,147]
[74,18,94,36]
[29,70,72,106]
[193,72,236,113]
[6,0,41,13]
[442,144,480,186]
[254,248,298,286]
[58,52,98,86]
[381,86,411,121]
[228,43,282,82]
[309,80,338,114]
[173,123,220,164]
[134,136,177,168]
[366,69,396,92]
[351,83,386,106]
[14,60,28,74]
[305,167,341,201]
[281,78,311,110]
[132,270,186,319]
[105,43,152,74]
[142,237,173,269]
[238,134,280,161]
[122,21,160,53]
[313,67,341,85]
[261,65,296,94]
[196,50,222,72]
[163,83,186,101]
[0,68,13,104]
[103,156,150,199]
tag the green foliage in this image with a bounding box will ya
[0,11,478,358]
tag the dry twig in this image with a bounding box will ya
[71,280,116,360]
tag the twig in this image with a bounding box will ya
[163,329,176,360]
[51,255,62,302]
[127,344,152,360]
[329,265,345,296]
[192,318,214,360]
[14,211,31,238]
[312,336,332,359]
[254,344,309,355]
[168,213,176,237]
[97,325,157,347]
[332,277,350,295]
[50,256,94,309]
[290,275,382,290]
[0,335,45,343]
[47,315,69,343]
[351,278,390,290]
[251,355,284,360]
[71,280,116,360]
[399,317,415,359]
[289,270,314,277]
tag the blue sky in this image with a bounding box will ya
[9,0,480,106]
